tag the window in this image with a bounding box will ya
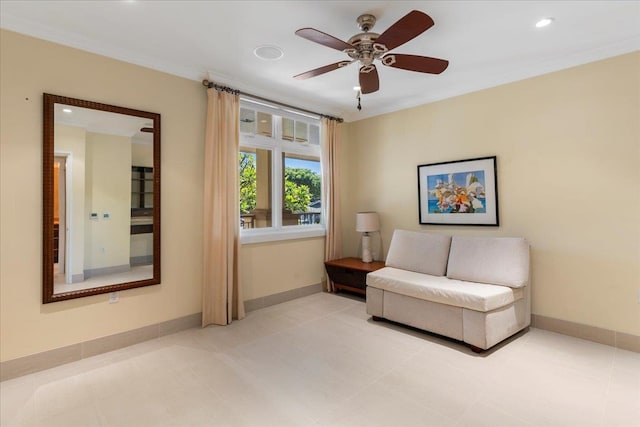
[239,99,323,243]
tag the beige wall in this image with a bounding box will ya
[341,52,640,336]
[0,30,206,362]
[0,30,325,362]
[241,238,325,300]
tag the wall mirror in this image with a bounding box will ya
[43,93,161,303]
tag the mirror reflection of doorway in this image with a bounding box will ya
[53,155,70,284]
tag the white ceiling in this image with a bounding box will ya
[2,1,639,122]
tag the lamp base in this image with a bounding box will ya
[361,233,373,263]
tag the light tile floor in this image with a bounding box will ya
[1,292,638,426]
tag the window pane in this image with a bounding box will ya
[295,121,308,143]
[239,149,272,229]
[309,124,320,145]
[283,153,321,226]
[240,108,256,134]
[256,112,272,137]
[282,118,294,141]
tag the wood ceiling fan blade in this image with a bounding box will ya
[294,61,350,80]
[381,54,449,74]
[375,10,435,51]
[295,28,353,52]
[359,65,380,94]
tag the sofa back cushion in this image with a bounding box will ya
[446,236,529,288]
[385,230,452,276]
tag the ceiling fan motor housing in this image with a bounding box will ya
[357,14,376,32]
[347,14,390,67]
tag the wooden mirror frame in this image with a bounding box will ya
[43,93,161,303]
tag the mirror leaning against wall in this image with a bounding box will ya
[43,93,161,303]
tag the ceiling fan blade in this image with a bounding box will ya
[295,28,353,52]
[359,65,380,94]
[294,61,351,80]
[375,10,435,51]
[381,54,449,74]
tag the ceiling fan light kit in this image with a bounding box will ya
[293,9,449,106]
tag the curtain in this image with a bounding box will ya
[202,88,245,326]
[321,117,343,292]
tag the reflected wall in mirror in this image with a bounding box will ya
[43,94,161,303]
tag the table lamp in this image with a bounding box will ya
[356,212,380,263]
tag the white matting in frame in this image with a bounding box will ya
[417,156,499,226]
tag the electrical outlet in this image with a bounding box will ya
[109,292,119,303]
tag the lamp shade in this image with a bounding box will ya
[356,212,380,233]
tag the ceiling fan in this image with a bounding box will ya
[293,10,449,95]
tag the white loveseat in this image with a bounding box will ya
[366,229,531,351]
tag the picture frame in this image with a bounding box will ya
[417,156,499,226]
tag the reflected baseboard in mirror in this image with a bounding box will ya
[53,264,153,294]
[43,93,161,303]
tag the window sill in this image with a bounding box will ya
[240,226,325,245]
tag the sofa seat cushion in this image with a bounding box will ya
[367,267,523,312]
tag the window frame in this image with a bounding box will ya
[239,98,324,244]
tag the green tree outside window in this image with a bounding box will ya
[239,153,319,214]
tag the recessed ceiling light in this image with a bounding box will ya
[253,45,284,61]
[62,108,72,113]
[535,17,554,28]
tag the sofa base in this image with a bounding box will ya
[367,287,530,350]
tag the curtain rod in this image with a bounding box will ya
[202,79,343,123]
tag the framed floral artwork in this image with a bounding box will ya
[417,156,499,226]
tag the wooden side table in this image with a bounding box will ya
[324,257,386,296]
